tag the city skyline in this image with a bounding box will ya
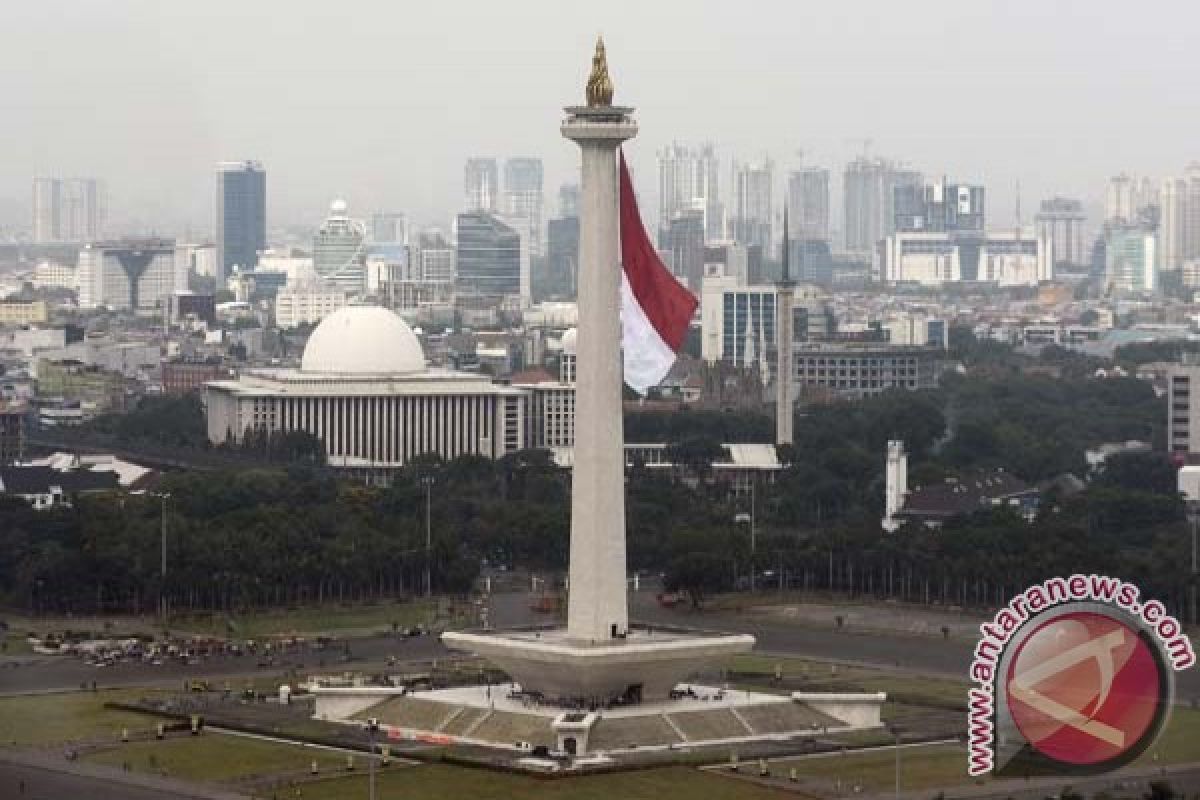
[4,0,1198,240]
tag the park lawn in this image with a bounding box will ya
[2,631,34,655]
[0,689,167,746]
[1136,708,1200,765]
[773,743,977,794]
[271,764,794,800]
[171,601,439,638]
[731,654,966,708]
[84,733,348,782]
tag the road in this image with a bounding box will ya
[4,591,1198,702]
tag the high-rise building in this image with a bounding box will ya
[730,158,774,252]
[503,158,544,257]
[657,143,723,241]
[370,212,407,244]
[1160,180,1187,272]
[894,180,985,234]
[1105,225,1157,293]
[843,158,920,257]
[415,231,455,284]
[32,178,104,243]
[77,239,185,310]
[455,211,521,299]
[313,199,367,295]
[662,208,705,291]
[1186,164,1200,262]
[464,158,500,212]
[787,167,830,242]
[1035,197,1087,268]
[216,161,266,283]
[1105,173,1156,225]
[542,216,580,301]
[1168,357,1200,458]
[558,184,580,218]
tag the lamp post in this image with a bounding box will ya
[156,492,171,625]
[421,476,434,598]
[888,724,902,800]
[365,717,379,800]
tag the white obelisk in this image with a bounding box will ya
[561,39,637,643]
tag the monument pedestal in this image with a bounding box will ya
[442,627,753,702]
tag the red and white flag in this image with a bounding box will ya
[619,151,698,394]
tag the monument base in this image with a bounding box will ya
[314,681,886,760]
[441,626,754,702]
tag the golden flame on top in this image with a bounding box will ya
[585,37,614,107]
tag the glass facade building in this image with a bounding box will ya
[216,161,266,282]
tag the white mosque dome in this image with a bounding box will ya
[561,327,577,356]
[301,306,426,374]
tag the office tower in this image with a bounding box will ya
[370,212,407,244]
[559,184,580,218]
[1159,180,1187,272]
[313,199,367,295]
[502,158,545,258]
[76,239,185,310]
[543,217,580,301]
[455,210,520,298]
[1105,173,1158,225]
[787,167,830,242]
[894,180,985,233]
[415,230,456,283]
[730,158,773,251]
[1035,197,1087,268]
[1186,164,1200,261]
[216,161,266,283]
[662,208,705,291]
[464,158,499,212]
[32,179,59,243]
[1106,225,1158,293]
[32,178,103,242]
[657,142,723,241]
[843,158,920,257]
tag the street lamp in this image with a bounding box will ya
[734,478,757,592]
[421,476,434,598]
[888,723,902,800]
[365,717,380,800]
[155,492,171,625]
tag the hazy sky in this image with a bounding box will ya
[3,0,1198,239]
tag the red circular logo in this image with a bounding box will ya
[1006,611,1162,766]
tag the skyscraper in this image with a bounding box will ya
[730,158,773,252]
[787,167,830,242]
[1106,225,1157,293]
[843,158,920,257]
[503,158,545,257]
[657,143,722,242]
[464,158,499,212]
[370,212,407,244]
[893,180,985,234]
[1035,197,1087,268]
[32,178,104,243]
[77,239,185,310]
[455,210,521,299]
[558,184,580,218]
[662,208,705,291]
[1186,164,1200,262]
[1105,173,1156,225]
[313,199,367,295]
[216,161,266,283]
[1159,180,1186,272]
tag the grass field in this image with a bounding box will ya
[730,654,967,709]
[165,601,441,638]
[1136,707,1200,765]
[267,764,793,800]
[83,733,350,782]
[0,689,166,746]
[770,743,976,794]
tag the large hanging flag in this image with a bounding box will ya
[619,151,698,393]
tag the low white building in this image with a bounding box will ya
[879,229,1053,287]
[274,286,348,329]
[205,306,530,479]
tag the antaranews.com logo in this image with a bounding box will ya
[968,574,1196,777]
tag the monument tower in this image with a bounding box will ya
[561,39,637,643]
[443,40,753,703]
